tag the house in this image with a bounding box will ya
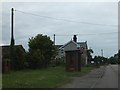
[1,45,25,73]
[55,45,64,59]
[77,41,88,65]
[56,35,88,66]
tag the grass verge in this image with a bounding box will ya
[2,66,95,88]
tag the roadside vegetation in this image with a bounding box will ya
[2,65,95,88]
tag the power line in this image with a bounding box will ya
[15,32,117,42]
[47,32,118,36]
[15,9,118,27]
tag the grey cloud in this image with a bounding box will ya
[2,2,118,57]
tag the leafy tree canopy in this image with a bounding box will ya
[87,48,94,63]
[27,34,56,69]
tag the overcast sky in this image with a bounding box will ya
[1,1,118,57]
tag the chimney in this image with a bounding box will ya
[73,35,77,42]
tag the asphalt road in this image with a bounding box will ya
[93,64,118,88]
[60,64,119,88]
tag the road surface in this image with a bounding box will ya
[60,64,118,88]
[93,64,118,88]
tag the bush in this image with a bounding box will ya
[26,34,57,69]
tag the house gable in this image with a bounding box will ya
[59,40,77,51]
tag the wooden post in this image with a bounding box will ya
[10,8,15,46]
[10,8,16,70]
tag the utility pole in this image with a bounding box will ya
[10,8,16,70]
[53,34,55,45]
[101,49,103,57]
[10,8,15,46]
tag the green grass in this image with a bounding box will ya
[2,66,95,88]
[0,74,2,88]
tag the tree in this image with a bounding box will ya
[94,56,108,65]
[107,50,120,64]
[27,34,56,69]
[87,49,94,64]
[118,50,120,64]
[108,56,117,64]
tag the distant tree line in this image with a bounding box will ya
[87,49,120,66]
[108,50,120,64]
[93,56,108,66]
[93,50,120,65]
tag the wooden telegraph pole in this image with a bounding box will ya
[10,8,15,46]
[53,34,55,45]
[10,8,15,70]
[101,49,103,57]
